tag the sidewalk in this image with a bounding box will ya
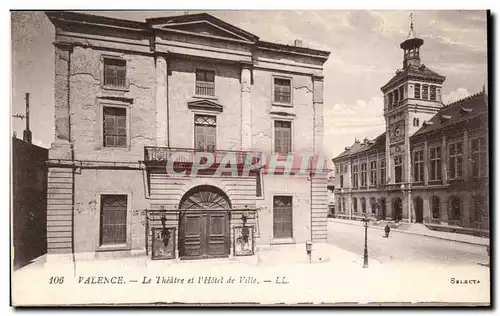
[329,218,489,246]
[12,243,489,306]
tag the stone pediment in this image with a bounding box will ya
[188,99,224,112]
[147,13,258,43]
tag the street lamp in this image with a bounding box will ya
[361,213,369,268]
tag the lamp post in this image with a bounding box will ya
[361,213,369,268]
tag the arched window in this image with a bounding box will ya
[352,197,358,214]
[361,197,367,214]
[431,196,440,219]
[370,197,377,214]
[471,195,486,224]
[449,196,461,221]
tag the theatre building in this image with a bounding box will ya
[332,21,489,234]
[45,11,330,260]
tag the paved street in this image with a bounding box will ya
[328,220,489,267]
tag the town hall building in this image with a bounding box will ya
[332,19,489,234]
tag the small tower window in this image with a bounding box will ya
[413,118,420,127]
[414,83,421,99]
[430,85,437,101]
[422,85,429,100]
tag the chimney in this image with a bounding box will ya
[23,93,32,144]
[294,39,303,47]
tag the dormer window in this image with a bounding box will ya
[459,107,473,116]
[195,69,216,97]
[440,115,451,123]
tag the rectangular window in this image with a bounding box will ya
[195,69,216,96]
[103,58,127,88]
[103,107,127,148]
[274,78,291,104]
[448,142,463,179]
[370,161,377,186]
[471,138,487,177]
[380,158,386,184]
[414,83,421,99]
[429,146,442,181]
[430,85,437,101]
[422,84,429,100]
[335,166,339,174]
[194,114,217,151]
[340,175,344,188]
[352,165,358,188]
[100,195,127,245]
[274,120,292,154]
[399,86,404,101]
[413,150,424,182]
[394,155,403,183]
[344,165,348,173]
[273,196,293,239]
[360,163,367,187]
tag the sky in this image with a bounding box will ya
[10,10,488,165]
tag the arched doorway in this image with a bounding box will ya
[413,197,424,223]
[178,185,231,259]
[379,198,387,220]
[393,197,403,221]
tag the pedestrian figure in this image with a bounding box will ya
[384,223,391,238]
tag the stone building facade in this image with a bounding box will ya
[332,21,489,234]
[45,12,330,260]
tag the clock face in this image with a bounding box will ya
[390,122,404,141]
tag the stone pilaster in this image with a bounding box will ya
[240,62,253,150]
[442,136,448,184]
[424,141,429,185]
[313,75,324,154]
[50,42,73,160]
[155,54,168,147]
[463,131,469,181]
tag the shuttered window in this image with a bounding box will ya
[100,195,127,245]
[103,107,127,147]
[273,196,293,239]
[274,78,291,104]
[195,69,215,96]
[274,121,292,154]
[194,115,216,151]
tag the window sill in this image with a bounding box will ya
[97,244,131,252]
[272,102,293,108]
[99,146,131,152]
[271,238,294,245]
[193,94,218,101]
[102,85,130,92]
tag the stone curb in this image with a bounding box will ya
[328,219,489,247]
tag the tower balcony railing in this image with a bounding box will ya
[143,146,262,167]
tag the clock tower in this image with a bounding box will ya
[380,14,446,221]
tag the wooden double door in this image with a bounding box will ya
[178,185,232,260]
[179,210,230,259]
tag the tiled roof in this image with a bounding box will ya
[332,132,386,161]
[381,64,446,92]
[412,91,488,138]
